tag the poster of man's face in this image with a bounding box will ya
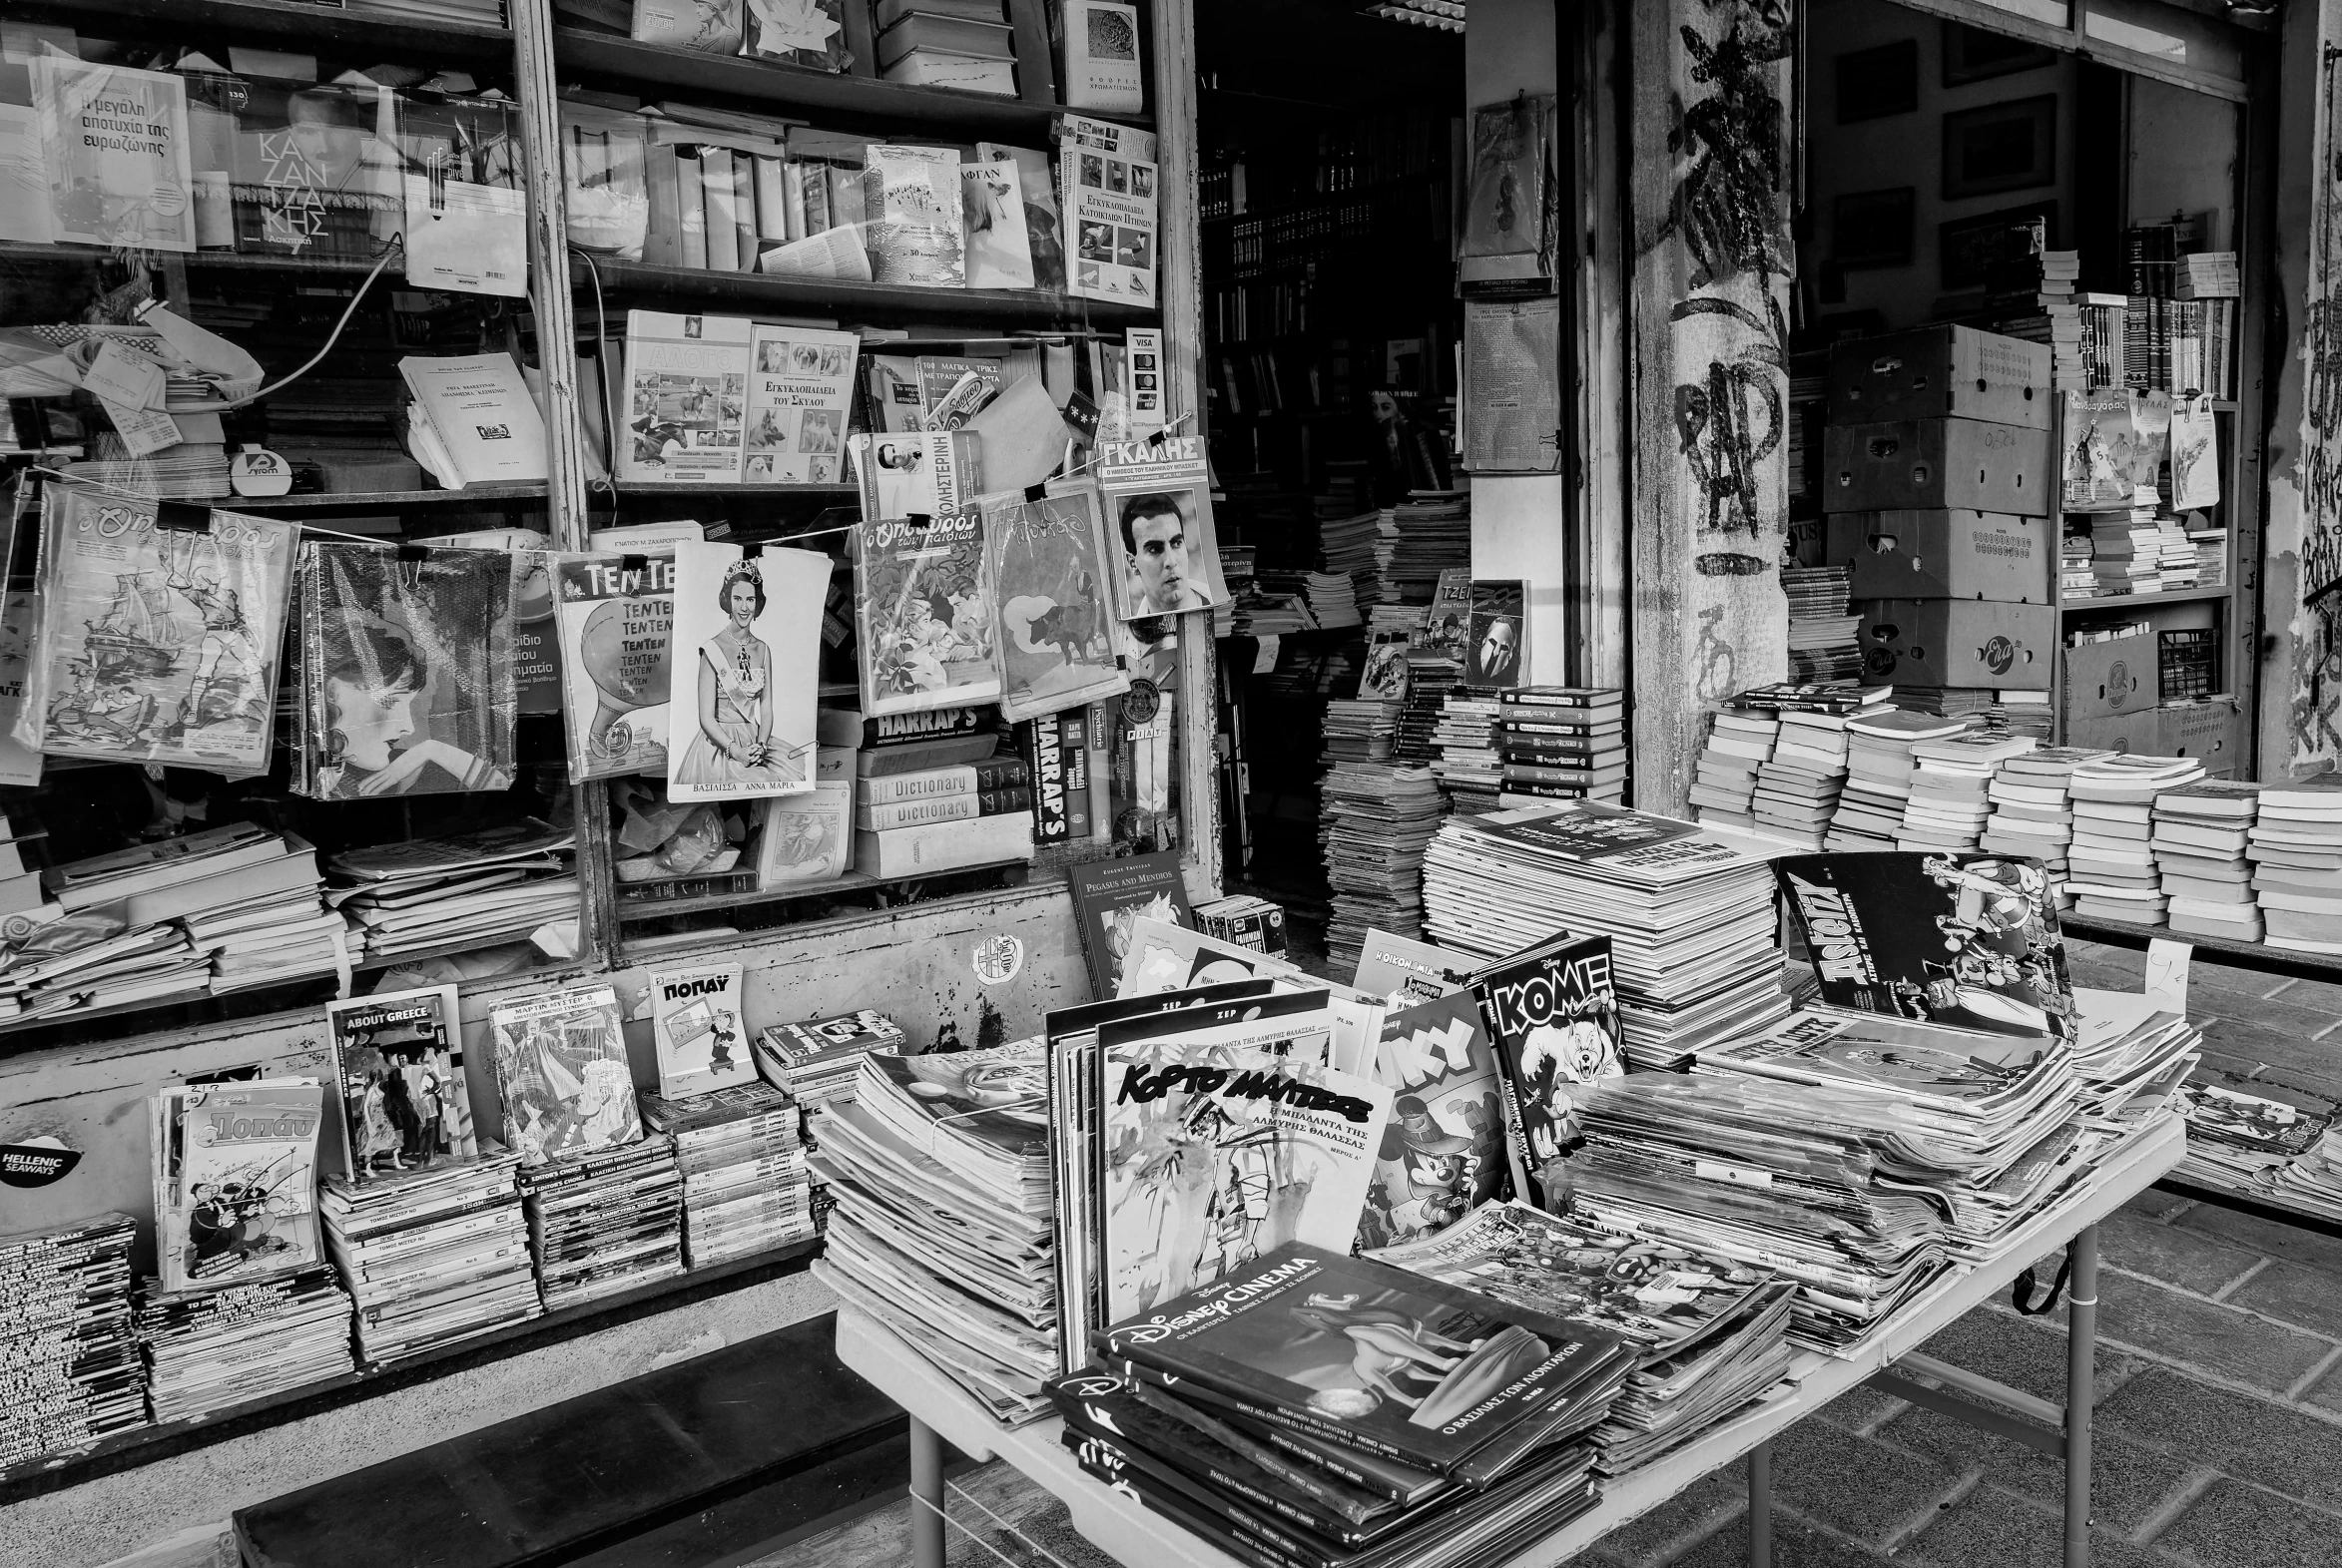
[1118,490,1210,616]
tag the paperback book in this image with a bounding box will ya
[666,541,832,802]
[618,310,751,483]
[975,143,1067,291]
[155,1078,326,1293]
[962,159,1038,287]
[488,984,643,1164]
[849,429,982,522]
[989,490,1128,722]
[1468,933,1623,1209]
[1356,990,1510,1251]
[553,551,676,783]
[649,960,755,1098]
[323,984,475,1181]
[1096,435,1230,619]
[1060,113,1156,303]
[31,58,197,252]
[1068,848,1195,997]
[743,324,856,484]
[863,144,963,286]
[852,507,1003,717]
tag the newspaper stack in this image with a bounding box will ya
[1980,747,2108,894]
[0,1213,146,1468]
[1319,508,1398,603]
[1782,566,1861,684]
[1496,688,1626,806]
[2250,778,2342,954]
[327,821,579,964]
[1430,689,1505,809]
[1387,491,1472,601]
[1752,710,1852,850]
[138,1267,355,1422]
[810,1045,1055,1424]
[1422,802,1787,1067]
[2069,989,2203,1129]
[751,1010,907,1110]
[2152,782,2263,941]
[517,1140,686,1310]
[1371,1203,1798,1476]
[1898,732,2039,852]
[2174,1082,2330,1197]
[640,1083,817,1268]
[2068,754,2206,925]
[321,1150,538,1364]
[1687,705,1779,831]
[1325,698,1400,764]
[1395,654,1460,763]
[1828,710,1971,849]
[1320,762,1445,966]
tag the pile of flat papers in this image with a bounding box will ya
[1829,710,1971,850]
[321,1149,539,1364]
[2068,754,2206,925]
[2153,782,2262,941]
[1319,762,1445,967]
[328,820,579,964]
[138,1267,354,1422]
[1323,698,1401,765]
[1423,802,1787,1067]
[2175,1082,2330,1194]
[0,1213,146,1467]
[517,1139,685,1311]
[2067,988,2202,1129]
[640,1083,817,1268]
[1899,732,2038,852]
[751,1009,907,1110]
[1753,709,1852,849]
[1320,508,1399,603]
[811,1044,1055,1424]
[1386,491,1472,602]
[2250,778,2342,953]
[1980,747,2107,889]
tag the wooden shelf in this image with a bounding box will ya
[553,30,1129,138]
[0,242,403,278]
[608,481,856,498]
[230,485,550,512]
[617,856,1031,922]
[2061,585,2234,612]
[9,0,512,61]
[0,1236,821,1506]
[2062,912,2342,984]
[579,258,1155,325]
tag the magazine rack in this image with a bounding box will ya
[837,1113,2186,1568]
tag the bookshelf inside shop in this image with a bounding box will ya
[0,0,1212,1494]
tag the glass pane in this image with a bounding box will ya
[2083,1,2247,92]
[1970,0,2073,29]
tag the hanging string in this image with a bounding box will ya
[191,239,406,414]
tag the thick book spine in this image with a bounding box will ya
[1062,1427,1349,1566]
[855,787,1032,830]
[1094,1340,1428,1473]
[1501,762,1627,786]
[677,152,708,269]
[702,149,740,270]
[857,758,1030,803]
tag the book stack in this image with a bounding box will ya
[0,1214,146,1468]
[1686,705,1779,831]
[1495,687,1627,806]
[1987,690,2056,741]
[1323,698,1402,765]
[2066,754,2207,925]
[2250,778,2342,954]
[321,1152,540,1365]
[854,756,1037,878]
[1429,688,1505,811]
[1061,1246,1621,1566]
[1193,893,1288,953]
[138,1268,355,1422]
[1751,709,1852,850]
[2060,530,2097,600]
[1981,748,2106,892]
[1386,491,1472,602]
[878,0,1021,93]
[1319,508,1398,604]
[1319,762,1445,967]
[640,1083,817,1268]
[2031,249,2086,391]
[2088,508,2194,597]
[1828,709,1971,850]
[1781,566,1861,685]
[1423,802,1788,1067]
[1394,656,1461,764]
[2152,782,2263,942]
[2188,520,2228,587]
[752,1009,909,1110]
[810,1045,1056,1423]
[517,1140,687,1311]
[328,822,580,965]
[1898,732,2038,852]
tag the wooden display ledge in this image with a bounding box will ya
[0,1236,822,1507]
[6,0,511,60]
[229,485,550,512]
[577,258,1156,325]
[617,858,1032,923]
[2060,913,2342,985]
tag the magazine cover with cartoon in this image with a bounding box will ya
[869,1042,1050,1161]
[852,509,1001,718]
[488,986,642,1164]
[988,490,1127,722]
[1774,851,2076,1041]
[27,490,297,775]
[1356,991,1509,1252]
[1469,935,1623,1212]
[159,1079,326,1292]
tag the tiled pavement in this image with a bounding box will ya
[770,943,2342,1568]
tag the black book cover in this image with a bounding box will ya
[1466,934,1622,1211]
[1065,848,1195,999]
[1773,851,2075,1041]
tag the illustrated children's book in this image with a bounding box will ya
[1467,931,1623,1211]
[1354,990,1510,1252]
[154,1077,326,1293]
[852,506,1002,718]
[988,490,1127,722]
[648,960,755,1098]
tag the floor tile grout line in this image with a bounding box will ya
[2089,1332,2342,1427]
[2262,978,2301,999]
[1880,1468,1984,1556]
[2209,1256,2272,1301]
[2123,1466,2223,1547]
[2312,1018,2342,1042]
[2097,1263,2342,1345]
[2284,1339,2342,1402]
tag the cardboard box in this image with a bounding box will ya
[2061,631,2157,720]
[1856,598,2056,690]
[2063,709,2161,757]
[2157,700,2246,778]
[1828,325,2052,429]
[1823,418,2051,515]
[1824,510,2048,603]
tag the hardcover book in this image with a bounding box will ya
[1467,932,1622,1211]
[649,960,756,1098]
[323,984,474,1180]
[989,490,1128,721]
[487,985,644,1164]
[743,324,857,484]
[618,310,751,483]
[1355,991,1509,1252]
[665,541,832,802]
[851,506,1003,717]
[1067,847,1194,997]
[553,551,676,783]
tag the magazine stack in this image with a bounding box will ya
[1826,709,1970,850]
[1318,762,1444,968]
[809,1045,1057,1423]
[326,822,580,964]
[1979,747,2107,891]
[0,1214,145,1467]
[1056,1245,1625,1568]
[517,1140,686,1311]
[1781,566,1861,685]
[1898,732,2037,852]
[639,1083,817,1269]
[751,1010,909,1110]
[2069,989,2203,1128]
[2174,1083,2328,1193]
[1387,493,1472,601]
[320,1152,538,1365]
[138,1268,355,1422]
[1685,704,1777,830]
[1750,708,1852,849]
[1421,802,1787,1068]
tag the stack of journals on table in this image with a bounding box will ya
[2250,778,2342,953]
[1057,1245,1623,1568]
[1752,708,1852,849]
[2068,987,2203,1127]
[2174,1082,2329,1194]
[1495,687,1626,805]
[13,823,339,1018]
[1898,732,2037,852]
[809,1043,1055,1424]
[517,1140,686,1311]
[1430,689,1504,809]
[2152,783,2263,942]
[751,1009,907,1111]
[321,1151,540,1365]
[137,1267,355,1422]
[1319,509,1397,603]
[1828,709,1971,850]
[1979,747,2107,887]
[1386,492,1472,602]
[1687,704,1778,830]
[639,1083,817,1268]
[1318,762,1444,969]
[1422,801,1787,1069]
[327,821,579,964]
[0,1214,146,1468]
[2066,754,2205,926]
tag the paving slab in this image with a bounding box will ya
[1766,1419,1965,1549]
[2220,1259,2342,1341]
[1891,1482,2162,1568]
[1873,1405,2196,1533]
[2099,1370,2342,1512]
[1664,1515,1883,1568]
[2151,1479,2342,1568]
[2172,1205,2342,1276]
[1584,1471,1743,1568]
[2087,1271,2334,1394]
[2098,1212,2263,1297]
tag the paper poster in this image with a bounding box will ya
[743,324,856,484]
[31,58,195,252]
[853,507,1002,717]
[2169,392,2220,510]
[2061,388,2169,513]
[665,541,831,801]
[1463,298,1561,473]
[1059,114,1155,303]
[22,491,296,776]
[553,551,676,783]
[1462,94,1551,261]
[323,984,475,1180]
[988,490,1127,721]
[1093,436,1229,619]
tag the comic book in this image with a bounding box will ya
[1094,436,1229,620]
[487,984,643,1165]
[323,984,474,1181]
[743,323,857,484]
[1355,991,1510,1252]
[665,541,831,802]
[293,542,520,800]
[20,491,297,776]
[552,551,676,783]
[155,1078,326,1293]
[1466,932,1623,1212]
[987,490,1128,722]
[851,506,1001,718]
[648,960,755,1099]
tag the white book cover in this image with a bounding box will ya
[31,58,196,253]
[649,961,755,1098]
[619,310,751,483]
[743,323,858,484]
[666,541,831,801]
[862,144,963,287]
[961,159,1036,288]
[398,353,549,486]
[757,783,852,885]
[1059,0,1144,115]
[1058,114,1155,304]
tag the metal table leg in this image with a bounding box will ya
[910,1414,945,1568]
[1748,1439,1772,1568]
[2065,1225,2099,1568]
